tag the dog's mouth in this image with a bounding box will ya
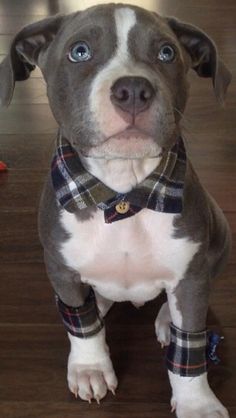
[81,127,163,160]
[108,127,153,141]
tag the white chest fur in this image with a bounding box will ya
[60,209,200,304]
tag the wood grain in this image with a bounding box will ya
[0,1,235,417]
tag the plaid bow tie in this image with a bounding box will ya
[51,133,186,223]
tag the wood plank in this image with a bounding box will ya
[0,15,48,35]
[0,263,52,303]
[0,55,43,78]
[0,173,46,212]
[9,79,48,105]
[3,402,236,418]
[0,1,235,417]
[0,324,234,407]
[0,1,56,16]
[0,104,57,134]
[0,402,176,418]
[0,212,42,263]
[0,34,14,54]
[0,134,54,169]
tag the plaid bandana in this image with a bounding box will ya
[51,133,186,223]
[166,323,208,377]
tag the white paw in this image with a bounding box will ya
[155,302,171,347]
[68,357,118,403]
[67,329,118,403]
[171,395,229,418]
[169,372,229,418]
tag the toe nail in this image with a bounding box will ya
[86,395,92,404]
[73,390,78,399]
[171,401,177,413]
[110,386,116,396]
[95,396,100,405]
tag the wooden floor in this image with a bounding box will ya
[0,0,236,417]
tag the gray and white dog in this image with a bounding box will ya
[0,4,232,417]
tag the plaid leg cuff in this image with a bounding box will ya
[55,289,104,338]
[166,323,208,377]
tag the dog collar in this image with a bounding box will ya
[51,133,186,223]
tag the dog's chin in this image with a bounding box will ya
[81,131,163,160]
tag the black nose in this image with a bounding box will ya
[110,76,155,115]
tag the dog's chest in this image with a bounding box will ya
[60,209,200,303]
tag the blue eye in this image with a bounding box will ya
[158,44,176,63]
[68,42,92,63]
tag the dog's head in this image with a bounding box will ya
[0,4,231,162]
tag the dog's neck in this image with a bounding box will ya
[78,154,162,194]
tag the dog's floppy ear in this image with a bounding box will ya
[0,14,64,107]
[167,17,231,103]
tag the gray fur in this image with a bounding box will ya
[38,172,95,306]
[173,160,231,260]
[172,161,231,331]
[0,4,231,332]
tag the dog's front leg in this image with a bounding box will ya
[68,328,117,403]
[44,251,117,403]
[166,272,229,418]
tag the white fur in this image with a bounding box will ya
[94,291,114,317]
[57,7,228,415]
[89,8,137,138]
[154,301,229,417]
[166,290,183,328]
[79,155,162,193]
[115,8,136,57]
[155,302,171,347]
[67,329,117,401]
[60,209,200,305]
[85,7,170,191]
[60,7,219,410]
[68,328,109,365]
[169,372,229,417]
[88,7,158,138]
[155,305,229,417]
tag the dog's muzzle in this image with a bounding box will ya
[110,76,155,116]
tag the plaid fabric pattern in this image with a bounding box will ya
[166,323,208,377]
[104,202,142,224]
[51,133,186,222]
[55,289,104,338]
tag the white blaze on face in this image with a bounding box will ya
[115,7,136,58]
[86,7,163,192]
[89,8,139,137]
